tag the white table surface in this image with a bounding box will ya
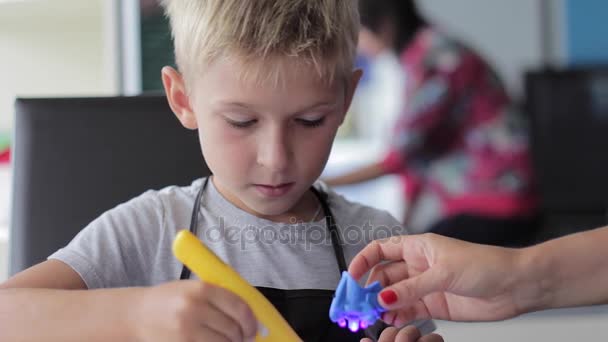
[435,305,608,341]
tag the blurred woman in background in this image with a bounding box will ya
[327,0,538,246]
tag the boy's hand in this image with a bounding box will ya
[361,326,444,342]
[132,280,258,342]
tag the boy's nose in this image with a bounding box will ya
[256,129,290,172]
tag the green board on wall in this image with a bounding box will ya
[140,10,175,92]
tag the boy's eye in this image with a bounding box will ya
[224,116,326,129]
[226,119,257,128]
[296,117,326,128]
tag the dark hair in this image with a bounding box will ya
[359,0,427,52]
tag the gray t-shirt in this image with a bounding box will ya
[50,178,409,290]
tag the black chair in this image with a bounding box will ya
[10,95,210,275]
[525,69,608,241]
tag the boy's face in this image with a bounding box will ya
[162,58,361,218]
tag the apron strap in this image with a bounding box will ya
[179,177,208,280]
[310,186,347,274]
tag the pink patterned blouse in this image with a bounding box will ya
[380,27,537,221]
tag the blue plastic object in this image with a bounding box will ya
[329,271,387,332]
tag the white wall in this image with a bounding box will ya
[417,0,547,99]
[0,0,118,132]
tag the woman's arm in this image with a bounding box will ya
[519,226,608,312]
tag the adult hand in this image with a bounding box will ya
[349,234,535,327]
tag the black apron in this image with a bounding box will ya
[179,178,367,341]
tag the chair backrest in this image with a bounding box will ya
[10,95,210,275]
[526,69,608,213]
[525,69,608,238]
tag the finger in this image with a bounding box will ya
[198,303,246,342]
[391,302,432,327]
[377,326,399,342]
[381,301,431,328]
[360,339,373,342]
[419,333,444,342]
[349,236,410,280]
[381,311,397,326]
[202,285,258,339]
[394,325,421,342]
[192,325,232,342]
[378,267,449,310]
[367,261,409,287]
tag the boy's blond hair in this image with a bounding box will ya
[161,0,360,87]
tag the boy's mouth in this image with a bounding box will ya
[254,182,295,197]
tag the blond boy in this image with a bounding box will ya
[0,1,434,341]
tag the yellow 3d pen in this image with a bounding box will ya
[172,229,302,342]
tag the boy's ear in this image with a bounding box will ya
[161,66,198,129]
[341,69,363,124]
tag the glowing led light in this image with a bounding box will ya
[329,272,387,333]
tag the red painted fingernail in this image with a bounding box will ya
[380,289,398,305]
